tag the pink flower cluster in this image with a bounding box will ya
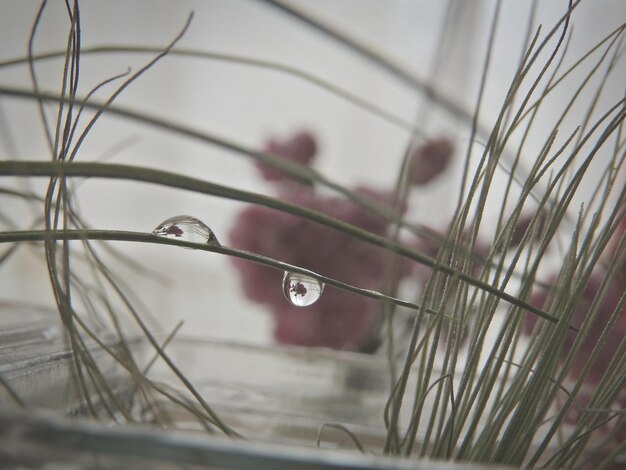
[229,130,454,350]
[409,138,454,185]
[256,132,317,182]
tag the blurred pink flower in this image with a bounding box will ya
[508,211,547,249]
[229,131,457,350]
[409,138,454,185]
[229,186,413,350]
[256,130,317,182]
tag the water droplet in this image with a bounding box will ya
[152,216,220,245]
[282,271,324,307]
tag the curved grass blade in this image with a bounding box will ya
[0,228,442,317]
[0,160,562,324]
[0,47,423,139]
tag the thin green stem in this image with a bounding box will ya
[0,159,560,324]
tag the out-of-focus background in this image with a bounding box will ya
[1,0,624,345]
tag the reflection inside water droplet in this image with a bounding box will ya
[152,215,220,245]
[282,271,324,307]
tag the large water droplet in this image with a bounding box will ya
[152,216,220,245]
[282,271,324,307]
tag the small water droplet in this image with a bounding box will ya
[282,271,324,307]
[152,216,220,245]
